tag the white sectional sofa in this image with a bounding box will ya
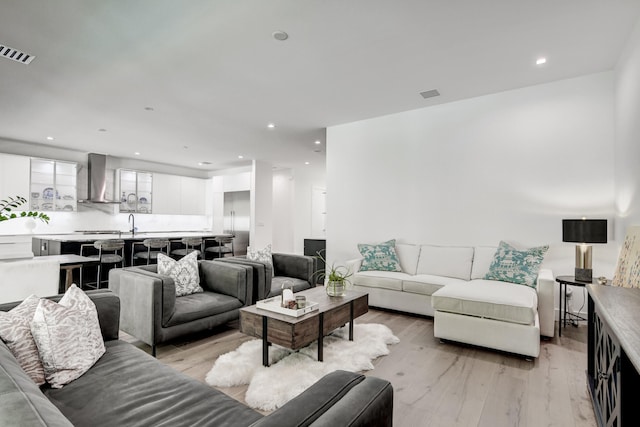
[346,244,554,358]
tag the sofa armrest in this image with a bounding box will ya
[345,258,363,275]
[536,268,555,338]
[272,253,315,285]
[215,257,272,302]
[108,268,172,348]
[200,260,252,305]
[251,370,392,427]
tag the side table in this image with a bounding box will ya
[555,275,599,336]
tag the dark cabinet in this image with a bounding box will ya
[587,285,640,427]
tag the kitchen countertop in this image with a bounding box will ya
[32,231,231,242]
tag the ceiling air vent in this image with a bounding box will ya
[420,89,440,99]
[0,44,35,65]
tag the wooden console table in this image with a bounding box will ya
[587,284,640,426]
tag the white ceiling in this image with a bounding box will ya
[1,0,639,172]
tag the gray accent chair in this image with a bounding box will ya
[216,253,316,303]
[108,260,253,356]
[1,291,394,427]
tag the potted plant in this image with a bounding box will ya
[0,196,50,224]
[313,250,353,297]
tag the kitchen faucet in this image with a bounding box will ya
[128,213,136,235]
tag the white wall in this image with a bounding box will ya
[250,160,273,249]
[615,17,640,242]
[327,72,619,281]
[293,166,327,255]
[272,169,295,252]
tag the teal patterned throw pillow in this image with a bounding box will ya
[484,241,548,288]
[358,239,403,272]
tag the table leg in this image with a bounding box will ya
[558,281,563,337]
[318,313,324,362]
[262,316,269,367]
[349,301,354,341]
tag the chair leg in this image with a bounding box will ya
[96,265,101,289]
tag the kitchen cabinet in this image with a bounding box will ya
[118,169,152,214]
[181,176,206,215]
[153,173,206,215]
[0,153,30,202]
[30,158,77,212]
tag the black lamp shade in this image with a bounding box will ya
[562,219,607,244]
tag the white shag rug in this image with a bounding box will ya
[205,323,399,411]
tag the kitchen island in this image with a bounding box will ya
[32,231,233,267]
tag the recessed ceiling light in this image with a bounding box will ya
[536,57,547,65]
[198,161,212,166]
[183,145,189,149]
[305,161,310,165]
[272,31,288,41]
[46,136,54,141]
[314,140,321,145]
[267,123,275,129]
[144,106,154,111]
[134,152,140,156]
[98,128,107,132]
[238,155,244,159]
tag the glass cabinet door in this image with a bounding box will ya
[118,169,152,214]
[30,159,77,212]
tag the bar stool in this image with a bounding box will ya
[205,235,235,259]
[170,236,203,260]
[81,239,125,289]
[131,238,171,265]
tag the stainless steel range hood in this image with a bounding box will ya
[79,153,119,204]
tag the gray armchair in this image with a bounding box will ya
[215,253,315,302]
[108,260,253,356]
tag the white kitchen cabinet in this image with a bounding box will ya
[180,176,206,215]
[152,173,206,215]
[118,169,153,214]
[0,154,30,203]
[30,158,77,212]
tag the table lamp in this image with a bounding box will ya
[562,219,607,282]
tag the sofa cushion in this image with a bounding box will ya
[357,240,402,272]
[158,252,203,296]
[352,271,409,291]
[43,340,263,427]
[416,245,474,280]
[271,276,310,295]
[30,285,106,388]
[247,244,274,277]
[0,295,45,385]
[166,292,243,327]
[432,280,538,325]
[484,241,548,288]
[395,243,421,275]
[471,246,498,279]
[0,341,73,427]
[402,275,467,296]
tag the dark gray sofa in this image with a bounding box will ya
[0,291,394,427]
[216,253,315,302]
[108,260,254,356]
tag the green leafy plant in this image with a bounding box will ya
[0,196,50,224]
[312,249,353,287]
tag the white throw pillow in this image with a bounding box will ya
[30,285,106,388]
[247,244,274,277]
[0,295,46,385]
[157,251,203,296]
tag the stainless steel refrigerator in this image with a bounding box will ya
[224,191,250,255]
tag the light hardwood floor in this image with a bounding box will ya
[122,309,596,427]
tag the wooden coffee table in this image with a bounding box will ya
[239,287,368,366]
